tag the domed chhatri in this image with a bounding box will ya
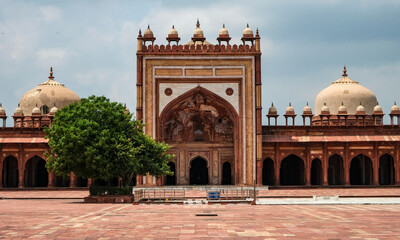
[373,102,383,114]
[321,103,330,114]
[143,25,154,38]
[185,19,212,46]
[166,25,180,45]
[303,103,312,114]
[268,103,278,115]
[314,66,377,116]
[0,103,5,116]
[338,102,348,114]
[243,23,254,37]
[391,102,399,112]
[285,103,295,114]
[14,104,23,116]
[18,67,80,116]
[217,24,231,45]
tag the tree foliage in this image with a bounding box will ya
[44,95,172,186]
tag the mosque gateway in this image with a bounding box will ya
[1,21,400,188]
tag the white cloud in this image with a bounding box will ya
[40,6,62,22]
[35,48,77,67]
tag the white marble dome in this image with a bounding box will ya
[314,67,377,116]
[18,68,80,116]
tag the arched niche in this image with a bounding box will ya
[350,154,373,185]
[280,154,305,185]
[25,156,48,187]
[2,155,19,188]
[159,86,238,143]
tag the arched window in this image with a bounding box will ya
[41,105,49,114]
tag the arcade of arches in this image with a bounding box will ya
[1,154,89,188]
[260,152,399,186]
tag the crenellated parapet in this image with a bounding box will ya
[137,20,261,55]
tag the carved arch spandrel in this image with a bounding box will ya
[159,86,238,143]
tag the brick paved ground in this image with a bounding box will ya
[0,198,400,239]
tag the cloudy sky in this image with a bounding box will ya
[0,0,399,125]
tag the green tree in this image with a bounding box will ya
[44,95,172,187]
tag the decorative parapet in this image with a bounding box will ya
[140,44,259,55]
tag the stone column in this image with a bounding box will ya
[47,171,54,188]
[373,157,379,185]
[305,146,311,186]
[18,166,24,188]
[396,143,400,185]
[69,172,77,188]
[256,160,263,185]
[344,143,350,185]
[88,178,93,187]
[275,145,280,185]
[0,160,3,188]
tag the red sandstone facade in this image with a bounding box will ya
[1,22,399,189]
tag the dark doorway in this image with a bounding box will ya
[190,157,208,185]
[2,156,19,188]
[166,162,176,185]
[262,158,274,185]
[350,154,373,185]
[328,154,344,185]
[311,158,322,185]
[379,154,395,185]
[25,156,48,187]
[222,162,232,185]
[76,176,88,187]
[55,175,70,187]
[280,154,305,185]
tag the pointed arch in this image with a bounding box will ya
[159,86,238,141]
[2,155,19,188]
[350,154,373,185]
[262,158,274,186]
[379,153,395,185]
[328,154,344,185]
[311,158,322,185]
[280,154,305,185]
[25,155,48,187]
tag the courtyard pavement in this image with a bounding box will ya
[1,188,400,239]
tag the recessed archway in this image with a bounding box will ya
[379,154,395,185]
[262,158,274,186]
[222,162,232,185]
[55,175,70,187]
[190,157,208,185]
[166,162,176,185]
[280,154,305,185]
[328,154,344,185]
[350,154,373,185]
[25,156,48,187]
[311,158,322,185]
[2,156,19,188]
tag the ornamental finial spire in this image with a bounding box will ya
[342,65,348,77]
[49,67,54,80]
[196,19,200,28]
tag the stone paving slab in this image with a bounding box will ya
[1,198,400,239]
[257,197,400,205]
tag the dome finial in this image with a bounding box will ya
[306,101,309,106]
[196,19,200,28]
[247,23,249,28]
[342,65,348,77]
[49,67,54,79]
[172,25,174,29]
[223,23,225,28]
